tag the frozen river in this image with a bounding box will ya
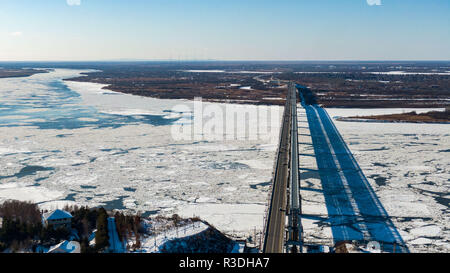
[0,69,282,238]
[300,107,449,252]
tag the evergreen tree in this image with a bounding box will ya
[95,208,109,252]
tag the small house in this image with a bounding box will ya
[42,209,73,229]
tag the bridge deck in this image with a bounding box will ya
[263,84,293,253]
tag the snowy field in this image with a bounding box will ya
[300,107,449,252]
[137,220,209,253]
[0,69,282,239]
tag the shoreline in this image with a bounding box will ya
[337,109,450,124]
[336,117,450,124]
[63,75,289,106]
[65,77,450,108]
[0,68,49,79]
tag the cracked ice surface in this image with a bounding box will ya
[304,108,449,252]
[0,69,282,238]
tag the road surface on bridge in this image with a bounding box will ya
[263,84,294,253]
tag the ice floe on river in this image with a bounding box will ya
[300,107,449,252]
[0,69,281,239]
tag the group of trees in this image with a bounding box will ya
[114,211,142,249]
[354,109,450,123]
[0,201,115,253]
[0,200,41,224]
[0,218,40,251]
[427,108,450,121]
[95,208,109,251]
[67,205,99,240]
[0,201,42,252]
[62,205,110,253]
[0,200,151,253]
[64,63,289,106]
[0,201,69,252]
[278,70,450,108]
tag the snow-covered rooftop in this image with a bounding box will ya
[43,209,73,221]
[47,240,80,253]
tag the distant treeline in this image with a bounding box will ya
[280,72,450,108]
[348,109,450,123]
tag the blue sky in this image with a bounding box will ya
[0,0,449,61]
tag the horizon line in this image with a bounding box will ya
[1,59,449,63]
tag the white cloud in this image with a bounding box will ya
[10,32,23,37]
[367,0,382,6]
[67,0,81,6]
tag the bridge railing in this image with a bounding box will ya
[261,84,292,251]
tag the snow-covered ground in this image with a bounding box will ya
[136,219,245,253]
[137,220,210,253]
[300,107,449,252]
[177,203,266,238]
[0,69,281,240]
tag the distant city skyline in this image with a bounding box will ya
[1,0,449,61]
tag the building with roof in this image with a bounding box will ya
[42,209,73,230]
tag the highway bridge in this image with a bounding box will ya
[263,83,302,253]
